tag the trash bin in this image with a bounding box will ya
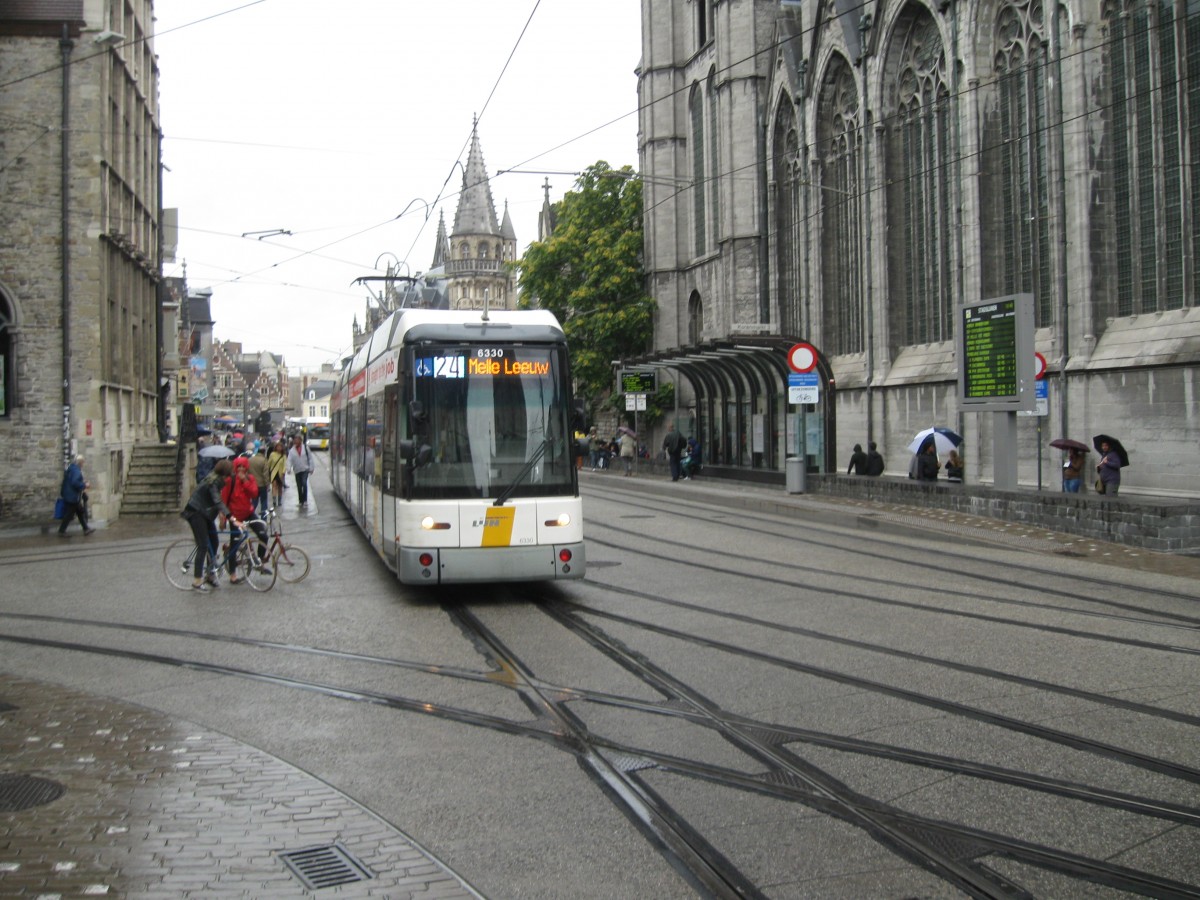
[786,456,805,494]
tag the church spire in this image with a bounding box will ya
[431,209,450,269]
[451,119,501,237]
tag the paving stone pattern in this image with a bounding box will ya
[0,675,479,898]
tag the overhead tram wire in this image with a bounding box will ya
[397,0,545,268]
[0,0,270,91]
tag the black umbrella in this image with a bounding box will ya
[1093,434,1129,467]
[1049,438,1089,453]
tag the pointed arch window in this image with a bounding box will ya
[1103,0,1198,314]
[690,83,707,256]
[886,7,953,345]
[986,0,1053,325]
[688,291,704,344]
[773,100,802,336]
[707,70,720,248]
[817,57,864,355]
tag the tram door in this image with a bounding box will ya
[381,385,400,559]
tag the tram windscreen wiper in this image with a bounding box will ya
[493,438,551,506]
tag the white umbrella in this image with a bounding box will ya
[198,444,235,459]
[906,426,963,457]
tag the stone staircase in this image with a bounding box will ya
[120,444,183,516]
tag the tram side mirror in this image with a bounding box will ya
[571,398,587,433]
[398,439,433,469]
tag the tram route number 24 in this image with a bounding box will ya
[417,355,467,378]
[418,349,507,379]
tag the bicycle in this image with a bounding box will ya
[260,506,311,583]
[163,523,277,592]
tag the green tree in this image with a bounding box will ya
[518,162,655,413]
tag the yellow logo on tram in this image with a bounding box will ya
[480,506,516,546]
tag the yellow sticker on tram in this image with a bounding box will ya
[481,506,516,547]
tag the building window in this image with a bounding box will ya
[707,69,720,248]
[985,0,1053,326]
[817,56,865,356]
[1103,0,1197,314]
[697,0,710,47]
[691,84,707,256]
[688,291,704,344]
[0,293,14,417]
[773,99,802,335]
[886,6,953,345]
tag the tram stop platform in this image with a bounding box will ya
[0,674,480,898]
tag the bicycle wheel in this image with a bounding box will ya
[163,538,199,590]
[238,537,277,592]
[272,543,310,583]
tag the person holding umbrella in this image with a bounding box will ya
[1095,435,1128,497]
[1049,438,1090,492]
[915,441,940,481]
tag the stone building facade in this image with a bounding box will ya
[211,341,288,427]
[636,0,1200,496]
[0,0,163,521]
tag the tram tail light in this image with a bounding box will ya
[559,548,573,563]
[418,552,434,567]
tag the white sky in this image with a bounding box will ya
[154,0,641,371]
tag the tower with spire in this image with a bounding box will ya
[444,120,517,310]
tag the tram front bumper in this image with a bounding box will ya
[398,542,586,584]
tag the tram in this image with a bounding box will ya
[330,306,586,584]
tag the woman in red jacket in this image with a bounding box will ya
[220,457,271,583]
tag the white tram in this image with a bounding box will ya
[330,307,586,584]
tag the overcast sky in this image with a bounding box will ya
[154,0,641,370]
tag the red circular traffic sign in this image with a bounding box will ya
[1034,351,1047,380]
[787,342,818,373]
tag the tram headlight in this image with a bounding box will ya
[420,516,451,530]
[544,513,572,527]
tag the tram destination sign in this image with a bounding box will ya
[957,293,1035,412]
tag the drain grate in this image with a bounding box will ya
[0,774,66,812]
[279,843,373,890]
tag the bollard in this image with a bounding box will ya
[786,456,806,494]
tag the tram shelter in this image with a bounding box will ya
[621,337,836,478]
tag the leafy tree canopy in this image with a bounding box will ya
[518,162,654,412]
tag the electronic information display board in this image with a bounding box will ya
[621,370,656,394]
[957,293,1035,412]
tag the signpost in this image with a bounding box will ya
[785,342,820,494]
[619,370,655,474]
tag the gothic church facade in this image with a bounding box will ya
[638,0,1200,495]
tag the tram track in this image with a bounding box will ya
[2,589,1198,896]
[2,485,1198,896]
[535,596,1200,898]
[585,533,1200,659]
[582,481,1200,611]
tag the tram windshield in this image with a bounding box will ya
[410,343,574,499]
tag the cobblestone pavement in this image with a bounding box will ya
[0,675,480,899]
